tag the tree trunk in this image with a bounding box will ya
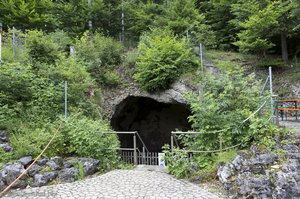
[281,31,288,64]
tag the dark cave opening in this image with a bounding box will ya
[110,96,191,152]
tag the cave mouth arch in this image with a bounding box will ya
[111,96,192,152]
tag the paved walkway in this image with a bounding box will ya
[279,118,300,132]
[2,169,221,199]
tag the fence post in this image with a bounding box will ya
[133,132,137,165]
[199,43,203,72]
[64,81,68,119]
[269,66,274,121]
[171,133,174,152]
[142,147,145,165]
[12,27,16,60]
[0,23,2,62]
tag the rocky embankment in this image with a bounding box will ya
[0,130,101,192]
[0,130,13,153]
[218,132,300,199]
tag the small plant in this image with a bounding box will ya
[0,148,13,167]
[40,166,53,174]
[74,161,85,180]
[162,145,191,178]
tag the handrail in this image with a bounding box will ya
[260,75,269,96]
[103,131,149,152]
[104,131,136,134]
[242,100,267,123]
[136,132,150,153]
[173,143,242,153]
[174,136,180,148]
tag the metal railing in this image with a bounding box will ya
[104,131,150,165]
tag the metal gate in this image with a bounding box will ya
[120,151,159,165]
[104,131,159,165]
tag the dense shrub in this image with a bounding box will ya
[165,67,281,178]
[75,32,123,86]
[134,28,200,92]
[186,67,271,150]
[8,114,119,169]
[25,30,69,65]
[0,63,34,107]
[62,114,120,166]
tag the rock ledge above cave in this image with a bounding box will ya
[102,79,198,119]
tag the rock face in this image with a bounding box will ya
[0,130,9,143]
[0,163,27,189]
[33,172,58,187]
[18,156,33,167]
[291,83,300,98]
[0,130,13,152]
[0,143,13,152]
[0,179,5,191]
[79,158,100,176]
[46,156,64,170]
[0,156,101,190]
[58,168,79,182]
[218,137,300,199]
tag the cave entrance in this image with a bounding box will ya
[111,96,191,152]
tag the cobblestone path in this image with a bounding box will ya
[2,169,221,199]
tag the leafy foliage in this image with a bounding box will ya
[8,114,120,169]
[134,28,200,91]
[186,67,271,150]
[62,114,120,164]
[25,30,70,66]
[75,32,123,86]
[0,0,57,30]
[163,67,281,179]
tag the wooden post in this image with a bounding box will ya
[276,101,279,125]
[133,133,137,165]
[295,101,298,121]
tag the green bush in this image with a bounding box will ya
[75,32,123,86]
[10,121,65,158]
[8,114,120,169]
[0,148,13,167]
[62,114,120,166]
[163,67,281,179]
[0,63,34,107]
[134,28,200,92]
[25,30,66,66]
[163,145,191,178]
[185,67,267,150]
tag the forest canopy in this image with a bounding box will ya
[1,0,300,61]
